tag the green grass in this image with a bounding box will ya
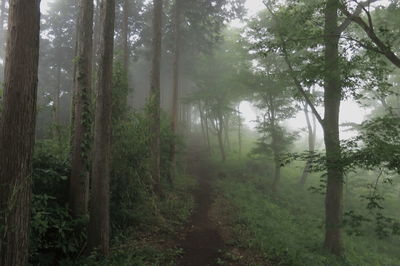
[214,159,400,266]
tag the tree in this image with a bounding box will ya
[322,0,344,255]
[148,0,163,195]
[299,100,317,186]
[88,0,115,255]
[247,0,382,255]
[170,0,182,179]
[0,0,41,264]
[70,0,94,218]
[251,61,297,192]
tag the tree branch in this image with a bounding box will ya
[279,38,325,126]
[339,3,400,68]
[338,0,379,33]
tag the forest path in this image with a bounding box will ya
[178,147,225,266]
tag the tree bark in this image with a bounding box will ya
[323,0,344,256]
[70,0,94,218]
[88,0,115,256]
[88,0,115,255]
[149,0,163,195]
[170,0,181,179]
[0,0,40,265]
[0,0,7,62]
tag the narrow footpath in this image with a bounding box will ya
[178,150,224,266]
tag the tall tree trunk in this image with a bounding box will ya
[88,0,115,255]
[170,0,181,179]
[0,0,7,62]
[299,104,316,186]
[0,0,40,264]
[70,0,94,218]
[122,0,129,74]
[323,0,344,256]
[149,0,163,195]
[92,0,101,87]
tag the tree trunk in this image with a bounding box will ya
[323,0,344,256]
[272,155,281,193]
[224,115,230,152]
[237,107,242,160]
[299,104,316,186]
[70,0,94,218]
[170,0,181,179]
[122,0,129,74]
[0,1,40,265]
[53,63,62,141]
[92,0,101,87]
[149,0,163,195]
[204,108,212,154]
[198,102,206,145]
[271,126,280,193]
[0,0,7,62]
[88,0,115,255]
[217,110,226,162]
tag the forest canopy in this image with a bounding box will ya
[1,0,400,265]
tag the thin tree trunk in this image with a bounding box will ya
[237,107,242,160]
[70,0,94,218]
[323,0,344,256]
[149,0,163,195]
[170,0,181,180]
[122,0,129,74]
[54,64,62,127]
[88,0,115,255]
[217,110,226,162]
[272,155,281,193]
[224,115,230,152]
[300,104,316,186]
[271,126,280,192]
[204,108,211,154]
[198,102,205,143]
[0,0,40,264]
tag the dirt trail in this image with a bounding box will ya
[178,150,224,266]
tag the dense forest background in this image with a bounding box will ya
[1,0,400,265]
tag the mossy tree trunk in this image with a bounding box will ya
[88,0,115,255]
[70,0,94,218]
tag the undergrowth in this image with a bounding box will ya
[213,158,400,266]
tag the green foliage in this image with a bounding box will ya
[214,159,400,266]
[30,140,87,265]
